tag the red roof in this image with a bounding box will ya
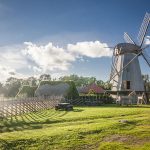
[79,83,105,94]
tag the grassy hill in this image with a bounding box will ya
[0,105,150,150]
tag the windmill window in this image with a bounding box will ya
[126,81,130,89]
[123,80,131,90]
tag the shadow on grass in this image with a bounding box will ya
[0,138,36,150]
[0,109,70,133]
[0,104,149,133]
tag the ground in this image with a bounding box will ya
[0,105,150,150]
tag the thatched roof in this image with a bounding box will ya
[35,83,70,97]
[35,81,79,98]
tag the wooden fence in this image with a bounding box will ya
[65,95,113,105]
[0,96,61,118]
[0,95,114,118]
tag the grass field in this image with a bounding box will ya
[0,105,150,150]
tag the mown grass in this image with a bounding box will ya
[0,105,150,150]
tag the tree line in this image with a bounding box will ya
[0,74,112,97]
[0,74,149,98]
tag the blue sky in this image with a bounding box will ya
[0,0,150,82]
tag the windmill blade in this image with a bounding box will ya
[110,56,114,78]
[110,55,119,81]
[103,46,114,48]
[124,32,136,44]
[141,51,150,67]
[109,50,143,83]
[137,12,150,47]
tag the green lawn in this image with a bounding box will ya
[0,105,150,150]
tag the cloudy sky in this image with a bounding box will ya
[0,0,150,82]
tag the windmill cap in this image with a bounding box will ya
[114,43,141,55]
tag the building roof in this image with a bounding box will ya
[35,81,79,98]
[35,83,70,97]
[77,83,105,94]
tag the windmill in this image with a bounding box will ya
[109,13,150,104]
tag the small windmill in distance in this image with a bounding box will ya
[109,13,150,105]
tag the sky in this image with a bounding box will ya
[0,0,150,82]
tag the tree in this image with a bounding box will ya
[4,77,22,97]
[39,74,51,81]
[97,80,105,88]
[142,74,150,103]
[27,77,37,86]
[59,74,97,87]
[104,81,112,90]
[0,82,5,97]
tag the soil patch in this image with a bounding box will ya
[103,134,150,145]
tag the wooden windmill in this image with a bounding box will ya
[109,13,150,104]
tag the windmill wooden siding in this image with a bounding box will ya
[112,54,144,92]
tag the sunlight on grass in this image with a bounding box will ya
[0,105,150,150]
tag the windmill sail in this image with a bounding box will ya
[124,32,135,44]
[110,55,119,81]
[142,51,150,67]
[137,13,150,47]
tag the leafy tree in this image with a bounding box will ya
[59,74,112,90]
[142,74,150,103]
[97,80,105,88]
[4,77,22,97]
[2,74,112,97]
[59,74,96,87]
[39,74,51,81]
[88,77,96,84]
[27,77,37,86]
[0,82,5,96]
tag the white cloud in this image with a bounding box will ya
[33,66,42,73]
[145,36,150,45]
[0,40,112,82]
[67,41,112,58]
[22,42,76,72]
[22,41,112,73]
[0,65,25,83]
[0,45,28,70]
[0,45,33,82]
